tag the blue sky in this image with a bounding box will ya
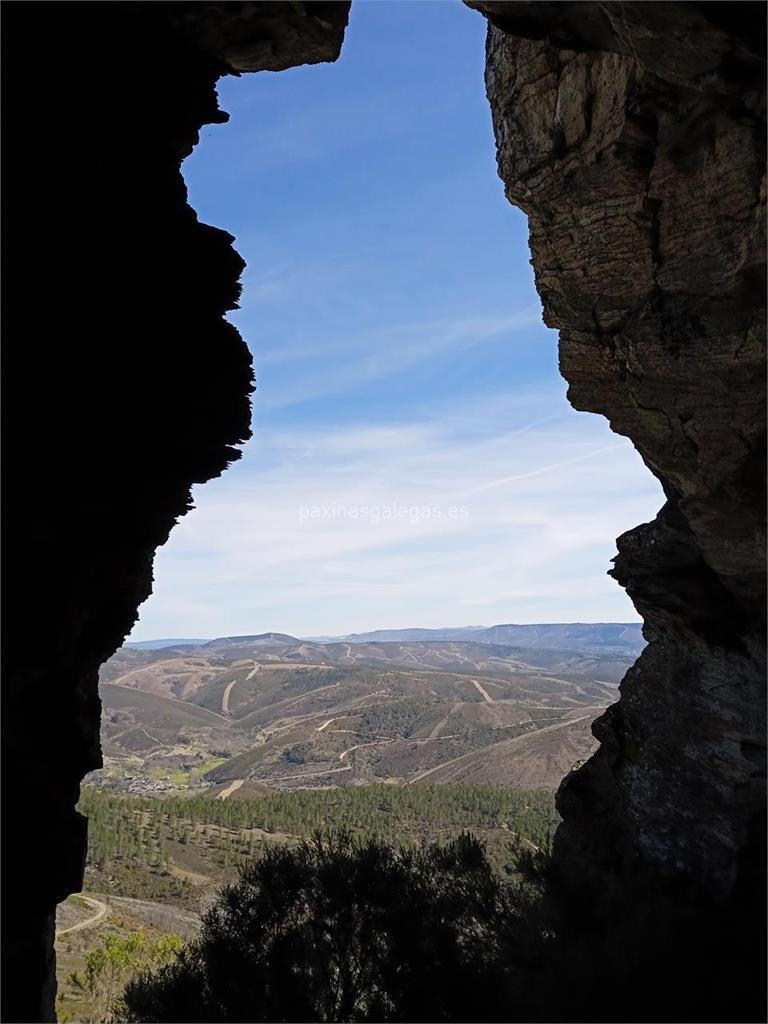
[131,0,662,640]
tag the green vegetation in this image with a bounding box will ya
[72,784,759,1023]
[81,783,556,853]
[279,668,347,695]
[194,757,228,776]
[123,832,545,1023]
[78,784,558,903]
[357,696,435,740]
[61,932,182,1023]
[281,743,312,765]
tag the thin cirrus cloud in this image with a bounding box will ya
[134,397,663,638]
[253,307,542,410]
[128,2,664,640]
[460,442,628,497]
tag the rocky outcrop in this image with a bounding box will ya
[470,0,765,902]
[3,1,764,1019]
[1,4,348,1021]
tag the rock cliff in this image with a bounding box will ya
[2,1,764,1019]
[470,0,766,901]
[1,4,348,1020]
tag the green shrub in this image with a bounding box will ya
[123,831,542,1022]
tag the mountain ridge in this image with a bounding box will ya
[94,629,640,795]
[128,621,645,654]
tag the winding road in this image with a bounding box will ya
[56,895,108,938]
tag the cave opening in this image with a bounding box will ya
[3,1,764,1022]
[69,4,668,1012]
[68,3,666,1017]
[132,0,661,643]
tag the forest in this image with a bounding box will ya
[81,784,558,855]
[78,783,558,903]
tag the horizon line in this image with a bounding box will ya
[127,618,645,645]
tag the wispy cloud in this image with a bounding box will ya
[133,392,663,638]
[251,307,542,410]
[145,3,664,641]
[461,442,627,497]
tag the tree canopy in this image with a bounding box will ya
[123,830,541,1022]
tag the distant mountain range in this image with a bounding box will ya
[94,626,644,796]
[125,638,210,649]
[127,622,645,656]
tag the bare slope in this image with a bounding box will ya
[95,633,632,791]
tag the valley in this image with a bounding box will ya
[57,624,639,1020]
[57,783,560,1021]
[91,627,638,794]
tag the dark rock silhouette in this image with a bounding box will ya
[1,4,348,1021]
[1,1,764,1020]
[472,0,766,906]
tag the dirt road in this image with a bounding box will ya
[266,764,352,783]
[56,895,108,938]
[408,713,595,784]
[338,740,388,761]
[472,679,495,704]
[221,680,237,714]
[216,778,244,801]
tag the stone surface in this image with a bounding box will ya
[2,0,764,1018]
[1,4,348,1021]
[471,0,765,900]
[169,1,350,72]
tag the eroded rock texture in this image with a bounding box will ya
[2,0,764,1019]
[1,3,348,1021]
[471,0,766,904]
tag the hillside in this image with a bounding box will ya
[92,630,635,794]
[76,784,559,917]
[128,622,646,657]
[332,622,645,655]
[61,783,558,1022]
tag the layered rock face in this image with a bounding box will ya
[470,0,766,902]
[1,4,348,1021]
[2,1,764,1019]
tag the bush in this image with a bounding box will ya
[123,831,538,1022]
[281,743,308,765]
[68,931,182,1023]
[122,828,765,1023]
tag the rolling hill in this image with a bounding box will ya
[127,621,646,657]
[92,628,638,794]
[328,622,645,655]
